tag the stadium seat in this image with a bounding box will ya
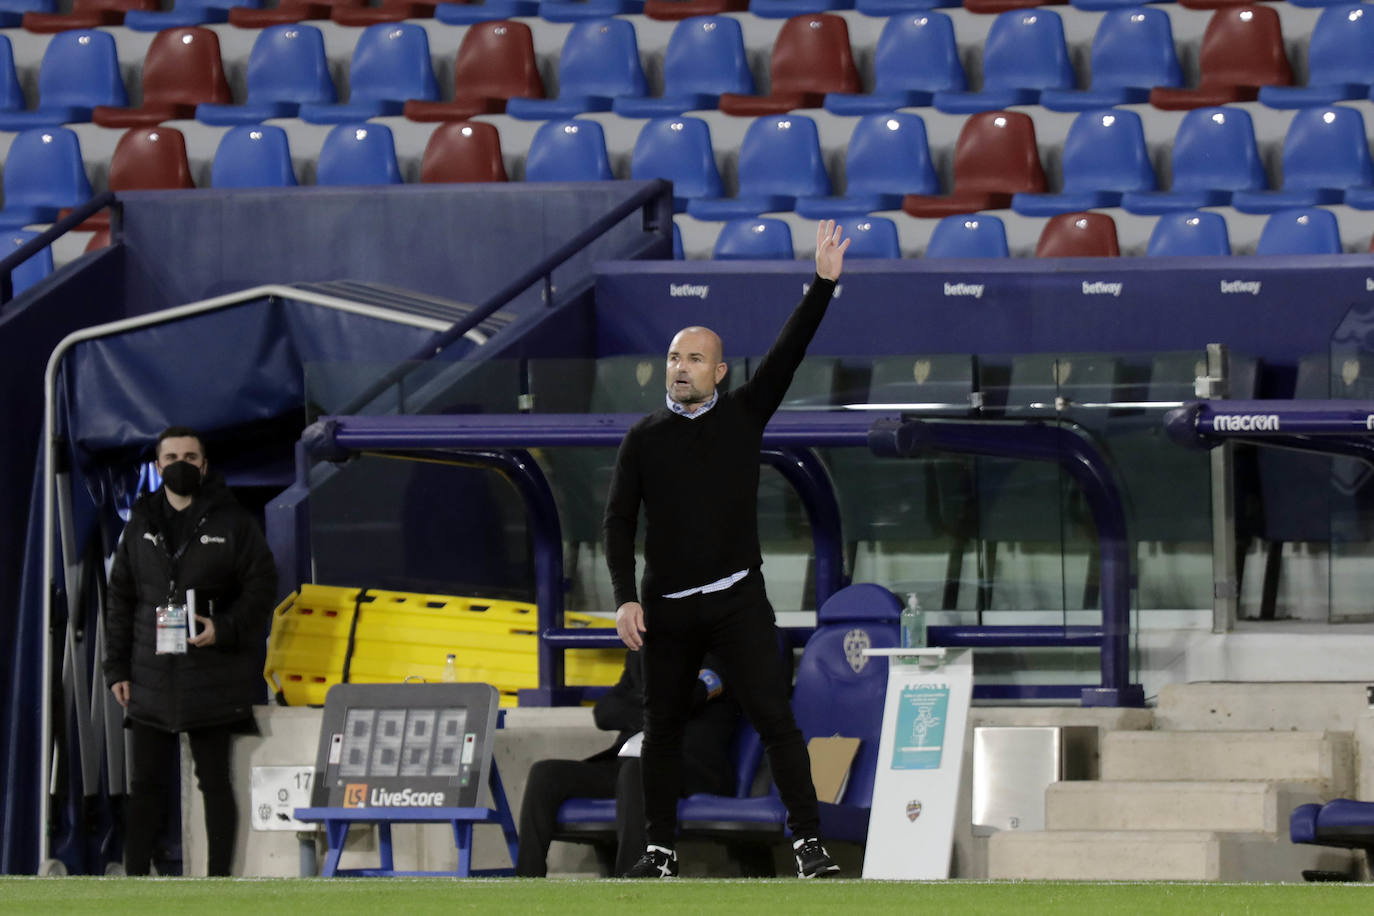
[506,18,647,120]
[124,0,263,29]
[856,0,958,11]
[749,0,854,16]
[1040,8,1183,112]
[405,20,545,122]
[1034,211,1120,257]
[434,0,539,25]
[717,13,860,117]
[1259,5,1374,109]
[834,216,901,259]
[629,117,723,212]
[3,229,54,299]
[924,213,1009,258]
[1253,207,1343,255]
[229,0,364,26]
[0,36,27,112]
[419,121,508,183]
[1068,0,1163,8]
[1145,210,1231,256]
[539,0,645,21]
[1011,109,1156,216]
[109,126,195,191]
[612,15,754,118]
[1149,6,1292,109]
[1120,107,1266,214]
[686,114,831,220]
[0,29,126,129]
[298,23,439,124]
[0,127,91,229]
[0,0,52,29]
[903,111,1046,217]
[643,0,747,18]
[315,123,403,186]
[22,0,155,31]
[92,27,231,128]
[932,9,1075,114]
[524,119,615,181]
[195,25,336,126]
[796,112,938,218]
[210,125,298,188]
[711,217,795,259]
[824,11,966,115]
[672,221,684,259]
[1229,106,1371,214]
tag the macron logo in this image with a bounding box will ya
[200,535,226,545]
[1214,414,1279,432]
[943,282,984,299]
[1220,280,1261,295]
[1082,281,1122,297]
[669,283,709,299]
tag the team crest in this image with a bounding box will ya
[843,628,871,674]
[906,800,922,822]
[635,361,653,387]
[912,360,931,385]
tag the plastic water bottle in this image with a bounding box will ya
[901,593,926,649]
[441,653,458,683]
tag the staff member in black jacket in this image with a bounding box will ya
[514,650,736,877]
[104,426,277,876]
[606,221,850,879]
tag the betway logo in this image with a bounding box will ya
[943,282,984,298]
[1082,281,1122,297]
[669,283,709,299]
[1214,414,1280,432]
[370,787,447,807]
[1220,280,1261,295]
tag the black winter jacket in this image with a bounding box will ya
[104,473,277,732]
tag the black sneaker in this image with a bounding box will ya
[793,837,840,878]
[623,845,679,878]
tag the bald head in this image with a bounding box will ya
[665,326,727,412]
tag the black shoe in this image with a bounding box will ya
[623,845,679,878]
[793,837,840,878]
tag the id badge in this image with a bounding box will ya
[156,603,188,655]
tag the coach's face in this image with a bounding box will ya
[666,326,726,412]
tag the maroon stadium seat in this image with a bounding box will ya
[1149,6,1292,110]
[404,19,544,121]
[332,0,438,25]
[23,0,157,33]
[419,121,508,183]
[93,28,232,128]
[717,14,860,116]
[1034,211,1121,257]
[643,0,747,20]
[229,0,364,27]
[902,111,1047,217]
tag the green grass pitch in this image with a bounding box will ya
[1,878,1371,915]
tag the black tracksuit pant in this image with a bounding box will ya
[640,569,819,848]
[515,756,646,877]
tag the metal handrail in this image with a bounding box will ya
[0,191,116,304]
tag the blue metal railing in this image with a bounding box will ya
[0,191,115,305]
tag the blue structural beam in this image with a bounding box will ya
[1166,399,1374,466]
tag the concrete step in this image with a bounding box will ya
[988,829,1359,881]
[1155,682,1371,732]
[1100,730,1355,796]
[1045,780,1322,833]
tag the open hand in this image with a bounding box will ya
[815,219,851,281]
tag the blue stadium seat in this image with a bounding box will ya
[824,11,966,115]
[1011,110,1156,216]
[298,23,439,124]
[196,25,336,126]
[796,113,938,218]
[1260,4,1374,109]
[1230,106,1372,214]
[539,0,645,20]
[3,229,54,298]
[0,30,126,130]
[0,0,52,28]
[672,221,684,259]
[315,123,403,186]
[1040,8,1183,112]
[211,125,298,188]
[0,127,91,228]
[1145,210,1231,256]
[835,216,901,259]
[613,15,754,117]
[686,115,830,220]
[1289,798,1374,864]
[434,0,538,23]
[1254,207,1343,255]
[932,10,1075,114]
[711,217,795,259]
[630,116,723,212]
[1069,0,1173,9]
[124,0,262,29]
[524,119,615,181]
[750,0,854,17]
[924,213,1009,258]
[855,0,957,12]
[0,35,26,112]
[1121,107,1267,214]
[506,19,648,120]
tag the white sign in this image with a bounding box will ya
[250,765,315,832]
[861,648,973,880]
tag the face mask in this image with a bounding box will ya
[161,461,203,498]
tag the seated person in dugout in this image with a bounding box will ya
[516,649,738,877]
